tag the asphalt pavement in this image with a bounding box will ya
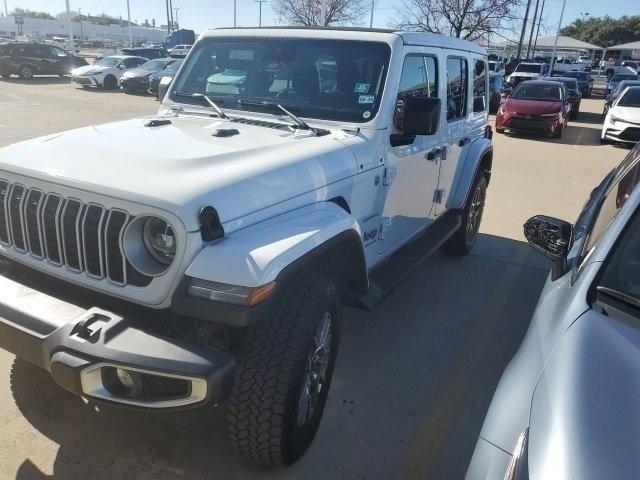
[0,77,629,480]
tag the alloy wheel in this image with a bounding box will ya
[465,180,486,246]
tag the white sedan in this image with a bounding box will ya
[168,44,192,57]
[70,55,147,90]
[602,86,640,145]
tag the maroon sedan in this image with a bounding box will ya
[495,80,569,138]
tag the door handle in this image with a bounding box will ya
[426,147,442,161]
[458,137,470,147]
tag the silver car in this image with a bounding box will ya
[466,143,640,480]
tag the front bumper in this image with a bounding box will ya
[71,75,99,87]
[0,270,236,410]
[497,113,559,134]
[121,77,151,93]
[603,125,640,144]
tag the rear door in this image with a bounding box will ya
[434,52,470,216]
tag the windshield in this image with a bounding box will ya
[165,59,182,73]
[514,64,542,73]
[553,78,578,90]
[611,74,638,83]
[95,56,120,67]
[563,71,587,80]
[141,59,170,70]
[614,81,640,96]
[170,37,391,123]
[511,83,562,101]
[618,88,640,107]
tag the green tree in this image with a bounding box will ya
[561,15,640,48]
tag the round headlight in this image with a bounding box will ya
[143,217,176,265]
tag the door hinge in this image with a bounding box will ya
[378,217,392,240]
[433,189,445,204]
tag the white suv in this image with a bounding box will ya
[168,44,191,56]
[0,28,493,467]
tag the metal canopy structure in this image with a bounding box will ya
[490,35,603,52]
[607,40,640,51]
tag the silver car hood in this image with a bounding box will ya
[529,309,640,479]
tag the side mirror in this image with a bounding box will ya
[524,215,572,280]
[158,76,172,101]
[473,95,486,113]
[391,96,441,146]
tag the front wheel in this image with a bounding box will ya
[102,75,117,90]
[18,64,34,80]
[228,270,341,467]
[442,173,487,257]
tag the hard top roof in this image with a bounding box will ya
[202,27,486,55]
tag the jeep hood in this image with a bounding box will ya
[0,116,358,231]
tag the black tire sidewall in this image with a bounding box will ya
[103,75,116,90]
[463,175,487,251]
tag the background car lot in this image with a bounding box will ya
[0,77,629,479]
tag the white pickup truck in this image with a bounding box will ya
[0,27,493,467]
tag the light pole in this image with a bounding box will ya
[256,0,266,27]
[65,0,73,42]
[173,7,180,29]
[531,0,545,55]
[549,0,567,74]
[516,0,533,60]
[369,0,374,28]
[234,0,237,27]
[3,0,8,16]
[165,0,171,33]
[126,0,133,47]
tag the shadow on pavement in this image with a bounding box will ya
[0,76,71,85]
[8,233,549,480]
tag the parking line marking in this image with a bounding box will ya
[395,245,531,480]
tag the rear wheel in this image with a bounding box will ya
[103,75,117,90]
[18,64,33,80]
[553,123,564,138]
[442,173,487,257]
[228,270,341,467]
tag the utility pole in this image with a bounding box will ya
[525,0,540,59]
[549,0,567,74]
[256,0,266,27]
[126,0,133,47]
[165,0,171,33]
[3,0,8,16]
[65,0,73,42]
[369,0,374,28]
[169,0,174,31]
[173,7,180,29]
[234,0,237,27]
[532,0,545,55]
[319,0,326,26]
[516,0,533,60]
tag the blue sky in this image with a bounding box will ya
[3,0,638,42]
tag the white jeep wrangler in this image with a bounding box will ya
[0,28,492,467]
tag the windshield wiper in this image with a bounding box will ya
[173,91,228,119]
[597,286,640,309]
[237,99,327,136]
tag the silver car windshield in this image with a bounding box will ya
[170,37,391,123]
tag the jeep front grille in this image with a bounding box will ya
[0,179,150,287]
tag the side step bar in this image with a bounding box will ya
[353,210,462,310]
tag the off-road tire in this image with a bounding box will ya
[18,64,34,80]
[442,173,487,257]
[103,75,117,90]
[228,270,342,467]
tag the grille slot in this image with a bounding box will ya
[0,178,150,288]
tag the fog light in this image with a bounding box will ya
[116,368,135,389]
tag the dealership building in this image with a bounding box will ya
[0,15,165,44]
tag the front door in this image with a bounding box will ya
[377,49,443,254]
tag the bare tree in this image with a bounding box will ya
[272,0,368,26]
[395,0,522,41]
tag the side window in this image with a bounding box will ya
[446,57,468,121]
[397,54,438,99]
[50,46,69,58]
[395,54,438,130]
[473,59,487,112]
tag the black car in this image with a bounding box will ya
[121,47,169,60]
[148,58,183,98]
[0,43,87,79]
[549,76,582,119]
[560,70,593,97]
[120,57,178,94]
